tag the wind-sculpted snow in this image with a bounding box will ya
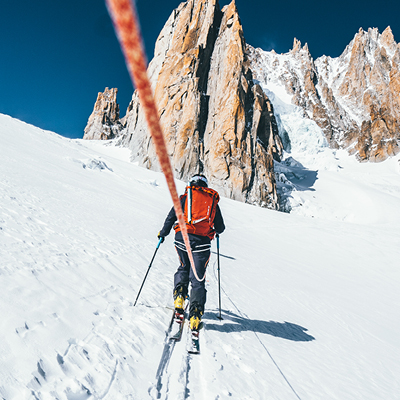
[1,113,400,399]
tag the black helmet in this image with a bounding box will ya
[189,174,208,187]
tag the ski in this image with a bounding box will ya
[169,310,185,340]
[169,302,188,341]
[187,329,200,354]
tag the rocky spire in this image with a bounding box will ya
[202,1,282,206]
[291,38,302,53]
[83,88,121,140]
[381,26,395,49]
[109,0,283,209]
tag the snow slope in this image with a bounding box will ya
[1,113,400,399]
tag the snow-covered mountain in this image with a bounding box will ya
[1,112,400,399]
[249,26,400,163]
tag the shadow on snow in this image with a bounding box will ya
[211,251,236,260]
[204,310,315,342]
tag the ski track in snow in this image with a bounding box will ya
[1,114,400,399]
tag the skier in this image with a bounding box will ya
[158,174,225,332]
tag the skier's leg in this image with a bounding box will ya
[189,249,210,330]
[173,245,190,310]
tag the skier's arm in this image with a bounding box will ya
[213,205,225,234]
[159,206,177,237]
[159,196,186,237]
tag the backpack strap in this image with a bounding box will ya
[187,186,192,224]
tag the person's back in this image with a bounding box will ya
[158,174,225,330]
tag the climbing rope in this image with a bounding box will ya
[106,0,204,282]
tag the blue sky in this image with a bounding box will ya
[1,0,398,139]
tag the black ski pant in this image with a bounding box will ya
[173,232,211,311]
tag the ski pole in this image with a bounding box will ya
[134,237,163,306]
[216,234,223,320]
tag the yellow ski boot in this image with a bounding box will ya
[189,304,203,331]
[174,294,185,311]
[173,286,187,312]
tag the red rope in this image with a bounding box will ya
[106,0,204,282]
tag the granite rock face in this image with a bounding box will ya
[202,2,282,206]
[83,88,121,140]
[86,0,283,209]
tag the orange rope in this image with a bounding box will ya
[106,0,204,282]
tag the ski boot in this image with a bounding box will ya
[189,303,203,331]
[173,285,187,314]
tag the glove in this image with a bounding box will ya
[157,231,165,243]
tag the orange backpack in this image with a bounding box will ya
[174,185,220,239]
